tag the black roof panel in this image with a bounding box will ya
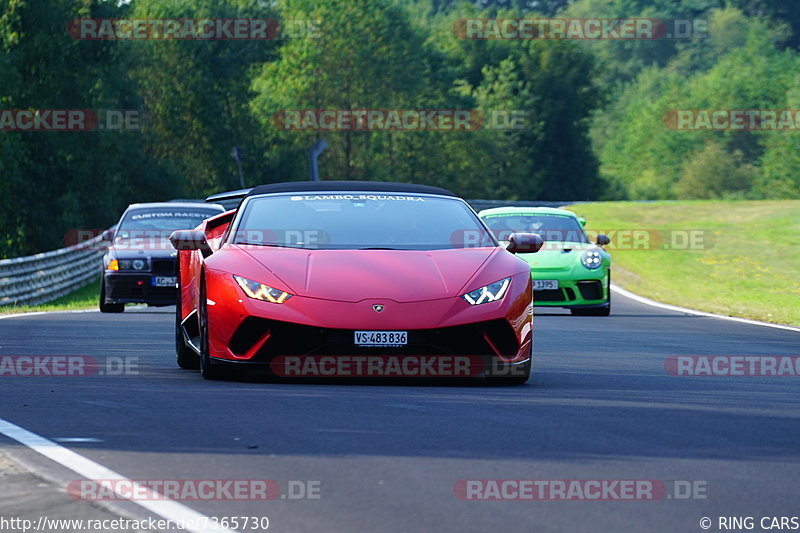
[246,181,458,198]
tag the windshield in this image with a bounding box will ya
[233,193,495,250]
[117,207,221,237]
[482,213,589,244]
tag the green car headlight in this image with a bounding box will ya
[461,278,510,306]
[581,250,603,269]
[234,275,293,304]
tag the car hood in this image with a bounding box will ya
[514,241,600,269]
[235,246,500,303]
[109,237,175,259]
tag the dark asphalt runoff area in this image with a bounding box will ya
[0,293,798,533]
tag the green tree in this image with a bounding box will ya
[130,0,278,195]
[593,7,800,200]
[0,0,174,255]
[251,0,441,182]
[674,142,754,199]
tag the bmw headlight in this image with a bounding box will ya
[234,275,292,304]
[461,278,510,306]
[581,250,603,269]
[107,258,148,271]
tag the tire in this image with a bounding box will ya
[175,264,199,370]
[99,279,124,313]
[571,305,610,317]
[198,277,225,380]
[485,357,531,386]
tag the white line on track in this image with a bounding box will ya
[0,309,99,320]
[612,284,800,333]
[0,418,238,533]
[0,304,149,321]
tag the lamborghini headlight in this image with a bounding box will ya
[461,278,510,306]
[234,275,293,304]
[581,250,603,269]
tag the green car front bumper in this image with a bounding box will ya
[532,267,610,308]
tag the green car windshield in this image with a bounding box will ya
[483,214,589,244]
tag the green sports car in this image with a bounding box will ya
[479,207,611,316]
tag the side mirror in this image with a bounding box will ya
[506,232,543,254]
[101,229,115,242]
[596,234,610,246]
[578,217,586,227]
[170,230,211,255]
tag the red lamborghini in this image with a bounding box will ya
[170,181,543,384]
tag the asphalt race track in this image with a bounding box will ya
[0,292,798,533]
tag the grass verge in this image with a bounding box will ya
[567,200,800,327]
[0,280,100,315]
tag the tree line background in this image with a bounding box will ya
[1,0,799,256]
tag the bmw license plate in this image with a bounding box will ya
[355,331,408,347]
[151,276,177,288]
[533,279,559,290]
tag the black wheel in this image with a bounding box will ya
[571,304,610,317]
[198,278,224,380]
[485,357,531,386]
[99,279,124,313]
[175,265,199,369]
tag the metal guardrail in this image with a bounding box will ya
[0,234,107,307]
